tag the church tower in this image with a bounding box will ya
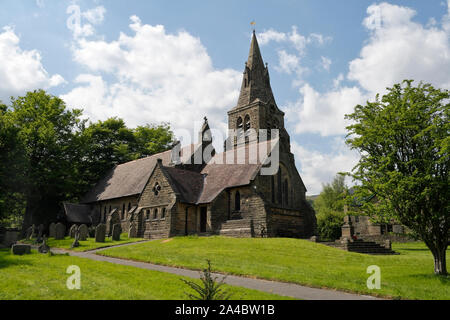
[227,30,291,153]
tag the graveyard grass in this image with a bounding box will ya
[99,236,450,300]
[0,249,292,300]
[22,233,143,252]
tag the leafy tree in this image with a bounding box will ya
[76,119,174,198]
[133,123,174,157]
[0,90,175,232]
[0,101,26,224]
[314,175,349,241]
[5,90,85,231]
[345,80,449,275]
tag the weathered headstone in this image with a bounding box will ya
[95,224,106,243]
[78,224,88,241]
[31,224,37,238]
[112,224,121,241]
[49,223,56,238]
[55,223,65,240]
[12,244,31,255]
[25,226,33,240]
[128,224,137,238]
[36,224,44,243]
[385,239,392,250]
[69,224,78,238]
[309,235,319,242]
[38,236,50,254]
[71,230,80,248]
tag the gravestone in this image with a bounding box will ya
[128,224,137,238]
[12,244,31,255]
[112,224,121,241]
[95,224,106,243]
[36,224,44,243]
[71,230,80,248]
[31,224,37,238]
[49,223,56,238]
[385,239,392,250]
[38,236,50,254]
[78,224,88,241]
[55,223,65,240]
[25,226,33,240]
[69,225,78,238]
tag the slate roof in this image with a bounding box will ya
[81,136,279,205]
[197,139,278,204]
[161,166,205,204]
[80,144,198,204]
[63,203,92,224]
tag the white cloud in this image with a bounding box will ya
[292,140,360,195]
[288,83,367,136]
[82,6,106,25]
[0,27,65,102]
[66,5,105,39]
[276,50,300,74]
[286,2,450,137]
[62,16,241,136]
[349,2,450,95]
[258,29,286,45]
[320,56,331,71]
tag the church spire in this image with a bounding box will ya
[234,31,276,109]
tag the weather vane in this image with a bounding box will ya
[250,20,256,32]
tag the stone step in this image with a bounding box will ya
[220,218,252,229]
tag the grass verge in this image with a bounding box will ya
[98,236,449,300]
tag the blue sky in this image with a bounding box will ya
[1,0,449,194]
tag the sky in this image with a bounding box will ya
[1,0,449,194]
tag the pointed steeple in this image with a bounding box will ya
[247,30,264,70]
[234,31,276,109]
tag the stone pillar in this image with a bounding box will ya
[341,215,354,240]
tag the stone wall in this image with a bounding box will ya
[138,162,177,239]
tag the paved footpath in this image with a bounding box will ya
[52,242,381,300]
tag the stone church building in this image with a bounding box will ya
[64,32,317,239]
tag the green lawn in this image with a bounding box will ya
[22,233,143,252]
[0,249,292,300]
[99,236,450,300]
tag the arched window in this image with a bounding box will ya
[237,117,243,130]
[244,115,251,131]
[128,202,131,212]
[146,210,150,220]
[122,203,125,220]
[162,208,166,219]
[103,206,106,222]
[109,205,111,213]
[235,191,241,211]
[153,208,158,220]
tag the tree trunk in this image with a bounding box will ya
[431,245,447,276]
[21,201,35,238]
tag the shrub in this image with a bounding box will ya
[181,260,231,300]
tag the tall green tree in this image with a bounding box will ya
[345,80,449,275]
[0,101,26,224]
[76,119,174,197]
[314,174,348,241]
[6,90,85,230]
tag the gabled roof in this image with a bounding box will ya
[161,166,204,204]
[197,139,279,203]
[80,144,197,203]
[63,203,92,224]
